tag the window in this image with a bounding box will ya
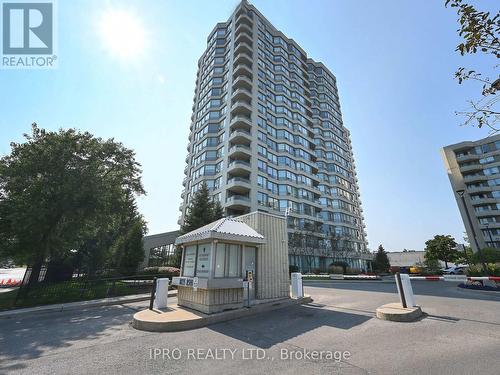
[227,244,240,277]
[215,243,225,277]
[214,243,242,278]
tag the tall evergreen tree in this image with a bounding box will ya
[211,200,225,222]
[181,182,224,234]
[372,244,390,273]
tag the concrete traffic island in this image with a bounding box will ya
[132,296,312,332]
[376,302,423,322]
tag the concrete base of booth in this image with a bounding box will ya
[132,295,313,332]
[177,285,244,314]
[376,303,423,322]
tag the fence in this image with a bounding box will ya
[7,273,175,310]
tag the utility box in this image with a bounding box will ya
[291,272,303,299]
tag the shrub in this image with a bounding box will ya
[328,265,344,274]
[289,265,299,274]
[345,267,363,275]
[141,266,180,276]
[467,262,500,277]
[473,248,500,264]
[329,261,349,273]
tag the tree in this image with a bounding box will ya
[0,124,145,285]
[445,0,500,131]
[424,235,458,268]
[211,200,225,222]
[181,182,224,234]
[372,245,390,273]
[111,218,146,275]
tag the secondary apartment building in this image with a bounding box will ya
[442,134,500,252]
[179,0,370,272]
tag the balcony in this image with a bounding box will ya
[463,174,487,182]
[233,63,253,81]
[229,129,252,145]
[229,114,252,132]
[235,23,253,38]
[227,160,251,176]
[234,41,253,56]
[226,177,252,194]
[232,75,253,91]
[225,194,251,210]
[228,144,252,159]
[456,153,480,162]
[235,32,253,47]
[230,99,252,117]
[236,14,253,29]
[231,87,252,102]
[459,163,482,173]
[234,52,252,66]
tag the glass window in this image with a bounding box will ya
[227,244,240,277]
[215,243,225,277]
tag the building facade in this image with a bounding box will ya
[442,134,500,252]
[179,0,369,272]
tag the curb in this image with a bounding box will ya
[132,296,313,332]
[0,291,178,319]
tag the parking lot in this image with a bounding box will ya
[0,281,499,375]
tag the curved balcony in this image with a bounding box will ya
[233,63,253,81]
[226,177,252,194]
[231,87,252,102]
[230,99,252,117]
[236,14,253,29]
[228,144,252,159]
[225,194,251,211]
[232,75,253,91]
[227,160,251,176]
[235,32,253,47]
[234,41,253,56]
[234,52,252,66]
[229,115,252,132]
[235,23,253,38]
[229,129,252,145]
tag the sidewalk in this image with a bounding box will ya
[0,290,178,319]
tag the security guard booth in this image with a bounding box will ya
[173,212,289,314]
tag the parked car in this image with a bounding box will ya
[442,265,467,275]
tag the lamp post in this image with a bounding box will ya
[456,189,488,274]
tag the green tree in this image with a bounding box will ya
[0,124,145,285]
[111,218,146,275]
[424,235,458,268]
[445,0,500,131]
[211,200,225,222]
[372,244,390,273]
[181,182,224,234]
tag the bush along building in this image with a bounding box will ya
[179,0,370,273]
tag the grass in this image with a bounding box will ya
[0,279,153,311]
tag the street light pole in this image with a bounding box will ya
[456,189,488,274]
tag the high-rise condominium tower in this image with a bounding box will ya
[179,0,369,271]
[442,134,500,252]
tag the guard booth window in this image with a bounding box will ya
[214,243,242,278]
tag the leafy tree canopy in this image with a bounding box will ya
[372,244,390,273]
[424,235,458,268]
[0,124,145,283]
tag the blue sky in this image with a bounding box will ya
[0,0,496,251]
